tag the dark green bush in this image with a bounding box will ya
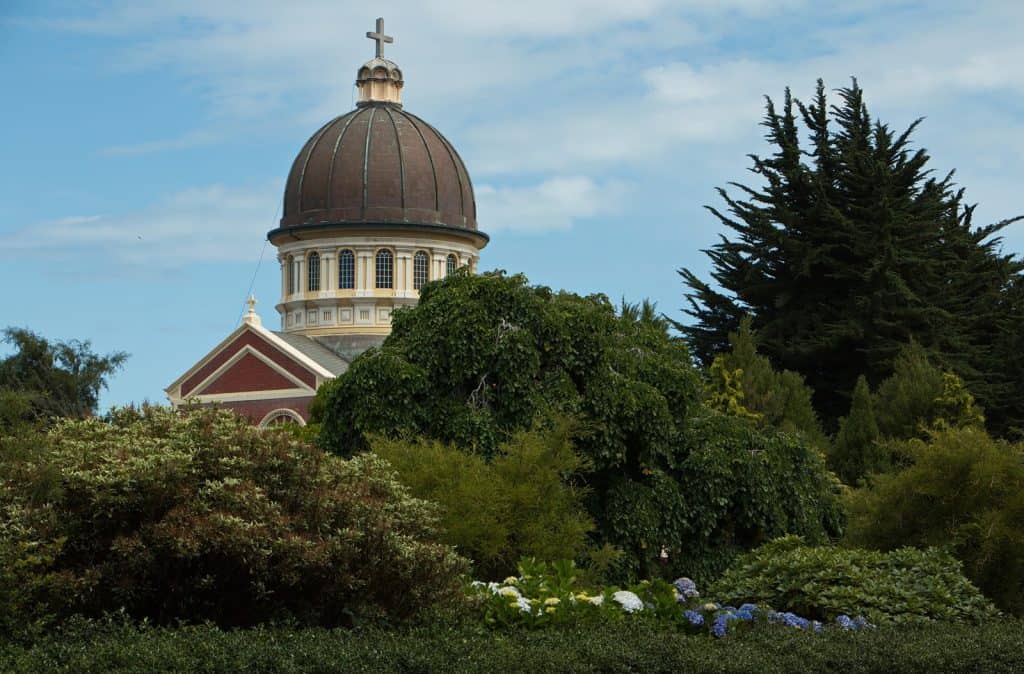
[0,405,466,632]
[314,272,841,580]
[845,427,1024,615]
[710,535,999,625]
[653,414,844,584]
[2,619,1023,673]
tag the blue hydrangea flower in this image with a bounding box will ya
[684,609,704,626]
[711,615,731,637]
[836,615,855,630]
[735,609,754,621]
[739,603,759,614]
[673,577,700,600]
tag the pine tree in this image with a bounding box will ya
[677,79,1023,431]
[830,375,882,484]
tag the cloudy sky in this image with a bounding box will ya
[2,0,1023,409]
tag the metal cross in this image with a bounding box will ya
[366,17,393,58]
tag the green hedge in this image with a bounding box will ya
[2,620,1022,673]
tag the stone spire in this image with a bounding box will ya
[356,17,403,106]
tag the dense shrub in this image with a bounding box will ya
[315,272,841,579]
[2,619,1023,673]
[845,428,1024,615]
[709,536,998,625]
[371,422,595,579]
[0,406,466,632]
[829,375,884,484]
[641,413,844,584]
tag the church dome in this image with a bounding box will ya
[276,103,479,235]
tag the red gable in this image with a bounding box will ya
[180,329,318,398]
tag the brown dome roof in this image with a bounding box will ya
[274,102,481,239]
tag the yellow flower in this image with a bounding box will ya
[702,603,718,612]
[498,586,520,598]
[545,607,557,614]
[503,576,518,585]
[544,597,561,606]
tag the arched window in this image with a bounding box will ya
[338,249,355,289]
[287,256,295,294]
[258,408,306,428]
[375,249,393,289]
[307,252,320,292]
[446,254,458,277]
[413,251,429,290]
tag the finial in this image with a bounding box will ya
[366,17,393,58]
[355,17,403,107]
[243,294,262,327]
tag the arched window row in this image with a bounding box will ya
[286,248,470,295]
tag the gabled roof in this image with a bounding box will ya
[272,331,349,376]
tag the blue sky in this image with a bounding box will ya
[2,0,1023,410]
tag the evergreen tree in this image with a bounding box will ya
[708,317,827,448]
[677,79,1023,430]
[830,375,883,484]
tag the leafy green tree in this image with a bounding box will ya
[315,272,842,579]
[677,79,1023,431]
[372,421,594,579]
[829,376,883,484]
[0,327,127,428]
[845,428,1024,615]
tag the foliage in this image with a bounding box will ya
[371,422,595,579]
[710,536,999,625]
[706,318,827,448]
[0,405,466,633]
[5,618,1024,673]
[0,327,127,429]
[316,272,841,580]
[845,428,1024,615]
[677,79,1024,432]
[642,413,844,584]
[829,376,883,484]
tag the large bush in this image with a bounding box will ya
[314,272,841,578]
[371,422,595,579]
[0,406,466,632]
[845,428,1024,615]
[709,536,999,625]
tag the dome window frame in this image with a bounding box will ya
[338,249,355,290]
[375,248,394,289]
[307,252,321,293]
[413,251,429,290]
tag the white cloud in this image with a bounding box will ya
[476,176,628,233]
[0,183,280,268]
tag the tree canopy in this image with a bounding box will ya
[0,327,127,429]
[314,271,843,579]
[677,79,1023,433]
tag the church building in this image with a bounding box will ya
[165,19,489,426]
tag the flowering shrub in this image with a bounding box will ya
[0,406,467,631]
[472,559,877,638]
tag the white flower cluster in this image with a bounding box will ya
[612,590,644,613]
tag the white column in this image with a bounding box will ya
[357,249,373,296]
[320,250,334,297]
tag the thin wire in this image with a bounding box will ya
[235,201,281,329]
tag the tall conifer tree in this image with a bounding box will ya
[678,79,1023,430]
